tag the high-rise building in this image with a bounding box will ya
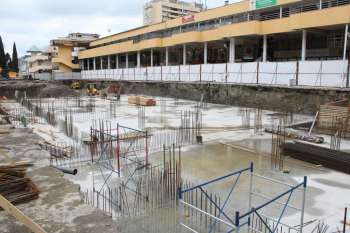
[143,0,203,25]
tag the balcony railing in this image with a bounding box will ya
[90,0,350,49]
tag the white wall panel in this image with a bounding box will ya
[276,62,297,86]
[189,65,200,82]
[241,62,258,84]
[212,63,227,83]
[152,67,162,81]
[298,61,322,86]
[259,62,276,85]
[201,64,213,82]
[227,63,242,83]
[180,65,190,82]
[320,60,348,87]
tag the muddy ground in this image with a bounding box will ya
[0,126,119,233]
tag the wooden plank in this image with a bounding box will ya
[0,194,47,233]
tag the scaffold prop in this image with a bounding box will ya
[178,163,307,233]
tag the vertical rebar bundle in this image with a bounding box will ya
[271,123,285,171]
[330,116,344,151]
[241,108,251,129]
[138,106,146,129]
[254,108,263,134]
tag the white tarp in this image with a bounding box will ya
[201,64,213,82]
[180,65,190,82]
[320,60,348,87]
[227,63,243,83]
[298,61,322,86]
[78,60,349,88]
[189,65,200,82]
[212,63,227,83]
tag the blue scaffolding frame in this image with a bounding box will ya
[178,163,307,233]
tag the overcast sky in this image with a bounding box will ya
[0,0,236,56]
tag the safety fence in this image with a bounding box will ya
[33,72,81,81]
[36,60,350,88]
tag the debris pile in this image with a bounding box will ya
[0,161,39,205]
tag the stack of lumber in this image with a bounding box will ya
[128,96,156,106]
[0,161,39,205]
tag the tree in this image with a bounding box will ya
[5,53,11,69]
[0,36,5,69]
[11,43,18,72]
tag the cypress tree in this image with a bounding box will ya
[12,43,18,72]
[0,36,5,69]
[5,53,11,69]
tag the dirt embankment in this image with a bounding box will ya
[0,80,79,98]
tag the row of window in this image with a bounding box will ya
[89,0,349,50]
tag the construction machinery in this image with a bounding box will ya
[86,83,99,96]
[70,81,81,89]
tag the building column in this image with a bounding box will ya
[93,57,96,70]
[137,51,141,68]
[80,60,84,70]
[204,42,208,64]
[100,57,103,70]
[279,6,283,18]
[87,59,90,70]
[183,44,187,65]
[263,35,267,62]
[150,49,154,67]
[116,55,119,69]
[165,47,169,66]
[301,30,307,61]
[107,56,111,69]
[343,24,349,60]
[126,54,129,69]
[229,38,235,63]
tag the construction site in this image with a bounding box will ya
[0,79,349,233]
[1,0,350,231]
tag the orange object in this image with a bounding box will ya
[128,96,156,106]
[8,71,17,79]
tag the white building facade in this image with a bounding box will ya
[143,0,203,25]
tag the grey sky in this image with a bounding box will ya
[0,0,236,56]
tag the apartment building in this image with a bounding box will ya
[144,0,203,25]
[51,33,99,72]
[27,46,53,74]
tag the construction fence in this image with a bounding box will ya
[36,60,350,88]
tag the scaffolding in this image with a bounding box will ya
[179,163,307,233]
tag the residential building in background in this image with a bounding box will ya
[51,33,99,72]
[27,46,53,75]
[143,0,203,25]
[18,55,31,77]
